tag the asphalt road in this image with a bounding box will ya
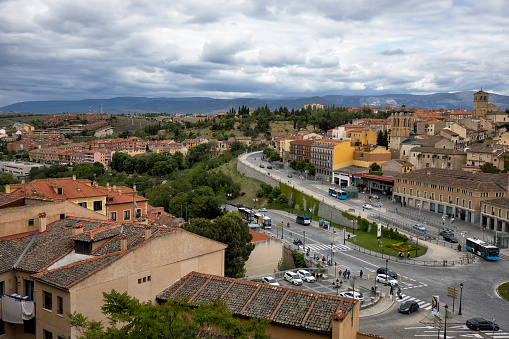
[242,151,509,339]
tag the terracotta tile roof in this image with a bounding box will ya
[32,253,122,289]
[146,205,175,226]
[482,197,509,209]
[410,147,466,155]
[156,272,356,335]
[1,216,179,289]
[0,232,36,274]
[249,230,269,242]
[394,169,509,191]
[93,185,148,205]
[9,178,105,200]
[0,193,24,207]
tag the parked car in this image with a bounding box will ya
[339,291,365,303]
[284,271,303,285]
[267,165,273,169]
[362,204,373,209]
[466,318,499,331]
[375,274,399,287]
[258,208,267,212]
[413,224,426,231]
[297,269,316,283]
[398,300,419,314]
[287,174,292,178]
[261,276,280,286]
[376,267,398,279]
[439,229,454,237]
[259,164,265,168]
[443,234,458,243]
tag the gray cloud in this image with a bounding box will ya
[380,49,405,56]
[1,0,509,107]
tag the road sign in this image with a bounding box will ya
[447,286,458,298]
[433,314,442,328]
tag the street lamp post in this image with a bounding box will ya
[332,278,342,296]
[458,283,463,315]
[303,231,306,248]
[443,304,448,339]
[418,203,422,218]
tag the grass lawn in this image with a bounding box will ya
[213,158,267,208]
[498,282,509,302]
[345,230,427,258]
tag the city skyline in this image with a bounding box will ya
[1,0,509,107]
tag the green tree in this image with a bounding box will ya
[68,290,270,339]
[277,194,288,205]
[370,162,381,172]
[480,162,500,173]
[184,214,255,278]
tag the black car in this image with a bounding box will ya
[267,165,273,169]
[439,229,454,237]
[443,234,458,243]
[398,301,419,314]
[376,267,398,279]
[466,318,499,331]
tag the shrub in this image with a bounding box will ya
[292,250,307,268]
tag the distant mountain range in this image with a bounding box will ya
[1,91,509,114]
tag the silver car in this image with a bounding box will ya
[375,274,399,287]
[284,271,303,285]
[297,269,316,282]
[339,291,365,303]
[413,224,426,231]
[261,276,280,286]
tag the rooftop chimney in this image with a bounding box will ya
[121,233,128,251]
[144,225,151,239]
[72,174,76,181]
[72,222,84,236]
[21,179,25,184]
[38,212,47,233]
[133,184,137,192]
[4,185,10,194]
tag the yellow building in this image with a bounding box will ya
[5,176,108,216]
[332,142,391,170]
[346,129,377,146]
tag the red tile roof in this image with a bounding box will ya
[249,229,269,242]
[156,271,356,335]
[9,178,105,200]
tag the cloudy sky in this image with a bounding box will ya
[1,0,509,107]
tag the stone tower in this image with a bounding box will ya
[389,105,414,158]
[472,90,489,119]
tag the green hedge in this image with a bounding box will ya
[292,250,307,268]
[381,226,408,242]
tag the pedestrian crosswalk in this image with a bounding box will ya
[396,294,432,310]
[499,253,509,261]
[305,243,351,252]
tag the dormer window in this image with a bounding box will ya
[57,187,63,195]
[75,241,90,255]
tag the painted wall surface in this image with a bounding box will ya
[0,200,108,238]
[69,230,226,338]
[70,196,107,215]
[244,237,283,277]
[332,142,354,170]
[35,282,70,339]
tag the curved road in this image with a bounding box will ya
[240,151,509,339]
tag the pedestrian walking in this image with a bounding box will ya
[360,270,363,279]
[346,270,350,279]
